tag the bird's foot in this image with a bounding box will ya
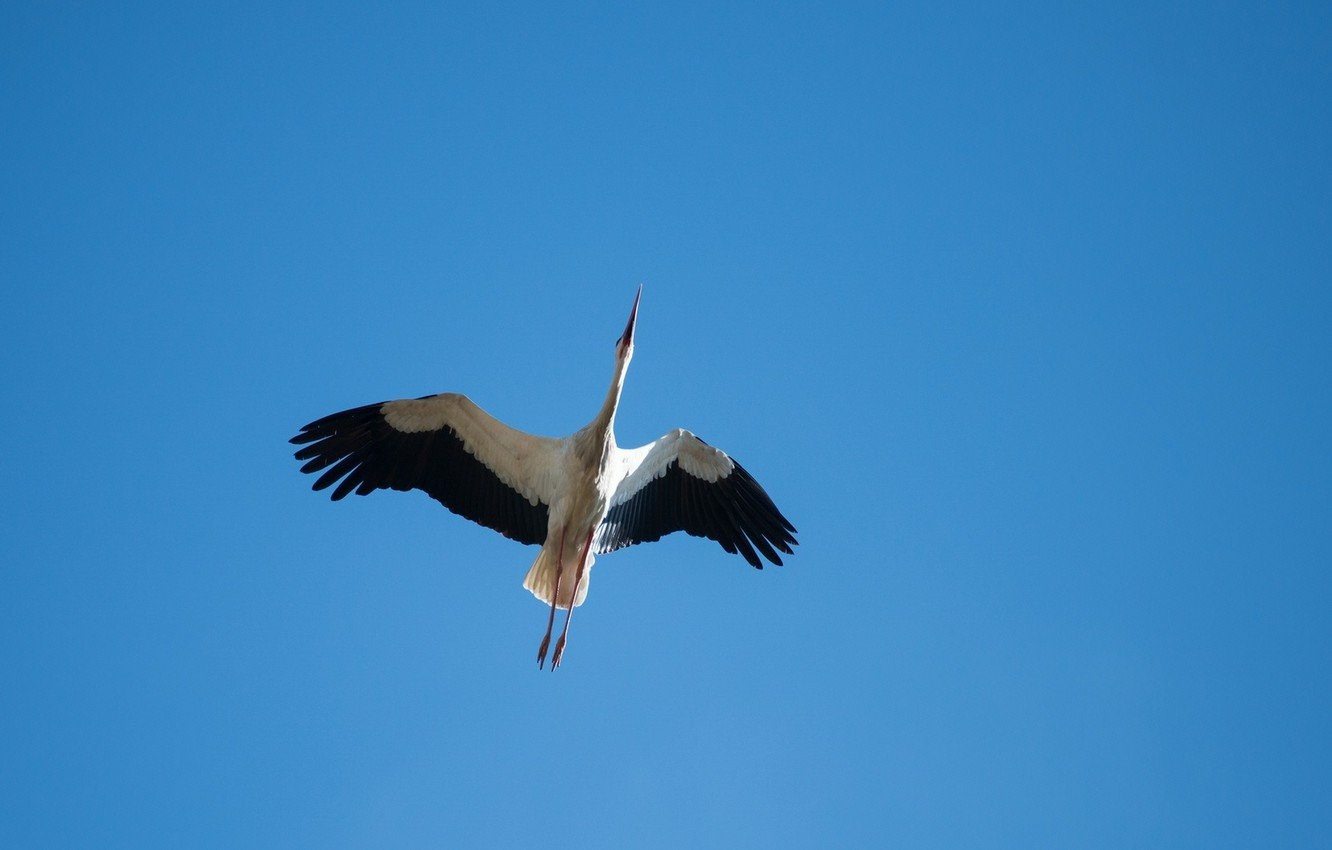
[537,633,552,669]
[551,635,567,671]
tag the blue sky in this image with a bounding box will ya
[3,2,1329,847]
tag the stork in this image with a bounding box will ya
[289,288,798,669]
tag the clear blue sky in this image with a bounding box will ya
[3,2,1329,847]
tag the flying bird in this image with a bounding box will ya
[289,288,798,669]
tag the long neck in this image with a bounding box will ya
[589,351,630,445]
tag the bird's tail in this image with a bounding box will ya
[523,540,594,610]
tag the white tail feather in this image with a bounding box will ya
[523,543,593,610]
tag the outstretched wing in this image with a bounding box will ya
[595,429,798,567]
[290,393,564,545]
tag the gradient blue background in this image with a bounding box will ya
[3,3,1329,847]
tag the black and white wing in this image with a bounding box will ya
[290,393,563,545]
[595,429,798,567]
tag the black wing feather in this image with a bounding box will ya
[290,402,550,545]
[596,455,798,568]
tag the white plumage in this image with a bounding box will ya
[382,393,563,507]
[291,288,797,669]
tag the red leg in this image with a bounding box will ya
[551,528,595,671]
[536,527,566,669]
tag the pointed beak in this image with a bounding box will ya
[619,285,642,347]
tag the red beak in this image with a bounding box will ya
[619,285,642,347]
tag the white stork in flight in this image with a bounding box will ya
[290,288,797,669]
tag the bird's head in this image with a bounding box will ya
[616,285,642,362]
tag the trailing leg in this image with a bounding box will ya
[535,527,566,668]
[551,528,595,670]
